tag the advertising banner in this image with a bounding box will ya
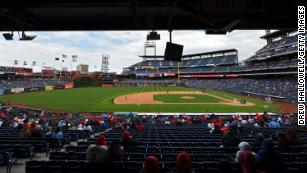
[136,73,147,77]
[64,82,74,89]
[11,88,24,93]
[54,85,65,89]
[164,73,176,77]
[45,85,54,91]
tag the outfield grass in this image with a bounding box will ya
[0,86,280,112]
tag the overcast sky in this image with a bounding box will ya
[0,30,266,73]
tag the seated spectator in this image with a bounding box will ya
[121,130,137,149]
[108,140,124,161]
[221,128,240,147]
[253,133,265,148]
[257,139,282,173]
[287,128,303,146]
[135,123,145,131]
[122,130,132,141]
[45,126,53,138]
[240,151,264,173]
[175,151,192,173]
[52,127,64,140]
[276,130,290,152]
[31,124,43,137]
[97,134,108,145]
[86,144,109,162]
[267,118,280,128]
[235,142,255,162]
[221,124,229,135]
[20,123,31,137]
[212,124,222,134]
[139,155,161,173]
[84,124,93,132]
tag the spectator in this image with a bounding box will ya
[221,128,240,147]
[20,123,31,137]
[235,142,255,162]
[86,144,109,162]
[108,140,124,161]
[84,124,93,132]
[257,139,282,173]
[135,123,145,131]
[44,126,53,137]
[140,155,161,173]
[31,124,43,137]
[253,133,265,148]
[276,131,290,152]
[52,127,63,140]
[212,124,223,134]
[175,151,192,173]
[240,151,264,173]
[221,124,229,135]
[97,134,108,145]
[121,130,137,150]
[267,118,280,128]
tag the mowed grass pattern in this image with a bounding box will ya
[0,87,279,112]
[154,94,220,103]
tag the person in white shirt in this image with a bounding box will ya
[235,142,256,162]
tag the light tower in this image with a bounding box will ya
[101,54,110,73]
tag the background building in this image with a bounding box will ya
[77,64,89,74]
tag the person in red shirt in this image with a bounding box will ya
[221,124,229,135]
[135,123,144,131]
[97,134,108,145]
[175,151,192,173]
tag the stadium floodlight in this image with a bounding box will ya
[147,31,160,40]
[2,32,14,40]
[19,31,37,41]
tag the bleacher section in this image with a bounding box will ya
[247,33,305,61]
[26,119,307,173]
[124,32,300,77]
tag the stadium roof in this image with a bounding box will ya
[139,49,237,59]
[0,0,298,31]
[260,30,297,39]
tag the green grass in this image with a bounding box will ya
[154,94,220,103]
[0,86,280,112]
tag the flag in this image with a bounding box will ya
[55,57,60,61]
[62,54,67,58]
[14,60,18,65]
[23,61,27,66]
[72,55,77,62]
[32,61,36,66]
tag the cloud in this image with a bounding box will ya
[0,30,266,73]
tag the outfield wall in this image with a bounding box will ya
[0,82,73,96]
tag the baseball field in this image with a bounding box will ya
[0,86,284,112]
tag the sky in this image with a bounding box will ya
[0,30,266,73]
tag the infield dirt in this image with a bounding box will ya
[114,91,254,106]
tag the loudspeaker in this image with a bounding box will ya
[164,42,184,62]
